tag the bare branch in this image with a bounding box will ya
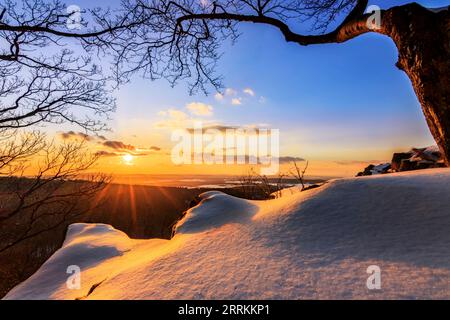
[0,137,110,252]
[107,0,374,93]
[291,160,308,190]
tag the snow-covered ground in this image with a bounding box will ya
[4,169,450,299]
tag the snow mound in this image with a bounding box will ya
[4,169,450,300]
[176,191,258,234]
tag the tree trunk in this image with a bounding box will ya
[381,4,450,166]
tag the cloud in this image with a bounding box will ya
[186,102,213,116]
[231,98,242,105]
[185,124,272,135]
[243,88,255,96]
[98,139,161,157]
[278,156,305,164]
[225,88,237,96]
[215,87,264,106]
[214,92,224,101]
[102,140,136,151]
[102,140,161,153]
[185,124,238,134]
[155,108,190,128]
[59,131,109,142]
[95,150,120,157]
[156,107,222,129]
[95,150,150,157]
[60,131,161,158]
[334,160,385,166]
[59,131,94,141]
[167,109,189,120]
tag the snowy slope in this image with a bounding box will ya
[4,169,450,300]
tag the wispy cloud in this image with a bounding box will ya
[59,131,161,158]
[243,88,255,96]
[156,105,221,129]
[156,108,190,129]
[59,131,106,142]
[96,139,161,157]
[214,87,264,106]
[185,124,271,134]
[186,102,213,116]
[278,156,305,164]
[231,98,242,105]
[94,150,120,157]
[214,92,224,101]
[225,88,237,96]
[102,140,136,151]
[185,124,238,134]
[101,140,160,153]
[158,109,188,120]
[334,160,384,166]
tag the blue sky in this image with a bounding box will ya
[66,0,450,174]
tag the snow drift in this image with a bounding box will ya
[4,169,450,299]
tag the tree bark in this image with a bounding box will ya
[380,4,450,165]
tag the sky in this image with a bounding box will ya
[53,0,449,178]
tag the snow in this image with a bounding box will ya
[4,168,450,300]
[409,145,442,163]
[370,163,391,175]
[428,6,449,13]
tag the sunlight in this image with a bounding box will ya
[122,154,134,165]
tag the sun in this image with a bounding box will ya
[122,153,134,165]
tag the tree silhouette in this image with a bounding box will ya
[0,0,125,253]
[107,0,449,165]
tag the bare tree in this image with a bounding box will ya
[238,169,258,199]
[0,0,144,65]
[291,160,308,191]
[0,0,125,131]
[0,1,125,254]
[274,171,286,198]
[239,168,282,199]
[254,172,273,199]
[0,139,110,253]
[107,0,449,165]
[0,66,116,132]
[0,131,45,174]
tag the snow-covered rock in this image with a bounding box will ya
[357,163,391,176]
[409,145,442,163]
[4,169,450,300]
[391,145,444,172]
